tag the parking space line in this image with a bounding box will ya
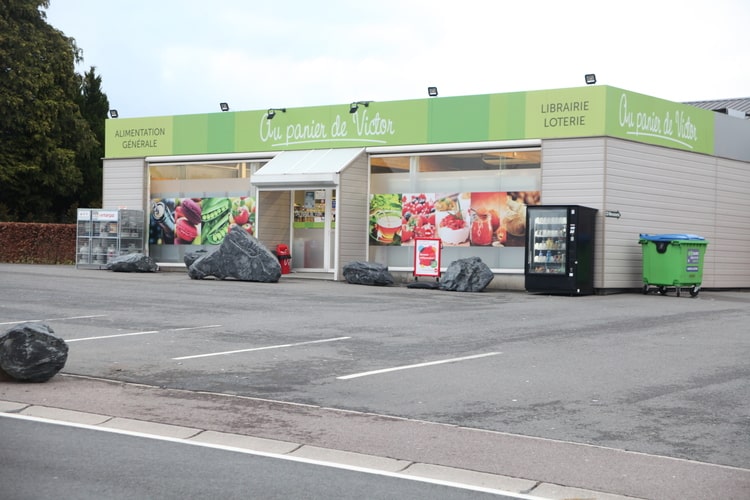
[67,331,160,342]
[337,352,501,380]
[173,336,351,361]
[170,325,221,331]
[64,325,221,343]
[0,314,107,326]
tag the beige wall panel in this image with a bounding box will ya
[712,157,750,288]
[539,139,606,288]
[600,139,750,290]
[536,137,750,290]
[102,158,146,211]
[337,155,369,279]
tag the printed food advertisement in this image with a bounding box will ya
[150,196,256,245]
[369,191,539,247]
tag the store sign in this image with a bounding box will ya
[93,210,118,222]
[605,89,714,154]
[104,86,716,158]
[105,116,173,157]
[414,238,442,277]
[238,100,428,151]
[258,110,394,147]
[525,87,606,138]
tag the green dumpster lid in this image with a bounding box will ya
[639,233,705,242]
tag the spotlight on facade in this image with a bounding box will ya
[220,102,230,112]
[108,109,119,118]
[428,86,438,97]
[349,101,371,113]
[267,108,286,119]
[585,74,597,85]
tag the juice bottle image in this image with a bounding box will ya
[470,209,493,246]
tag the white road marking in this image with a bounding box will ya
[0,314,107,326]
[0,413,549,500]
[337,352,501,380]
[66,331,160,342]
[64,325,221,342]
[173,336,351,360]
[170,325,221,331]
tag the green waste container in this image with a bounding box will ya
[638,234,708,297]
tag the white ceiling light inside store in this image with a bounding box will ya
[481,150,540,168]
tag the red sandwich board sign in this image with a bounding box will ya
[413,238,442,278]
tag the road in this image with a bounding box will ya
[1,263,749,499]
[0,414,526,500]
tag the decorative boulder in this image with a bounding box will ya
[106,253,159,272]
[343,261,394,286]
[188,226,281,282]
[184,249,209,268]
[439,257,494,292]
[0,323,68,382]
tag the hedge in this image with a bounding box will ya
[0,223,76,264]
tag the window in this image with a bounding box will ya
[369,149,541,270]
[148,160,267,262]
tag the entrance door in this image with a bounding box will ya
[291,189,335,271]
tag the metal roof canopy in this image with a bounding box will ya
[251,148,365,189]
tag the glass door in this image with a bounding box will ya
[527,207,568,275]
[292,189,335,271]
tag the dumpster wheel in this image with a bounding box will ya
[690,285,701,297]
[657,286,666,295]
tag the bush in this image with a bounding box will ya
[0,223,76,264]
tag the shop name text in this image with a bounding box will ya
[618,93,698,148]
[260,109,395,146]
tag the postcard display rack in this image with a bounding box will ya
[76,209,145,269]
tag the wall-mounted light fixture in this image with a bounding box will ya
[428,86,438,97]
[585,74,597,85]
[349,101,371,113]
[108,109,119,118]
[267,108,286,119]
[220,102,230,112]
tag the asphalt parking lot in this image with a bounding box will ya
[1,263,749,499]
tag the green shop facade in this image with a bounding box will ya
[103,85,750,291]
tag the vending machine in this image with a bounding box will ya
[524,205,597,295]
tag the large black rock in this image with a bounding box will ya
[183,249,209,268]
[188,226,281,282]
[107,253,159,272]
[343,261,394,286]
[439,257,494,292]
[0,323,68,382]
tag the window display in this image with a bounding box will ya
[147,159,266,262]
[369,149,541,270]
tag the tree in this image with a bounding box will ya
[0,0,101,222]
[73,66,109,210]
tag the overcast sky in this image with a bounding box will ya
[44,0,749,118]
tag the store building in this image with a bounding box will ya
[103,85,750,291]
